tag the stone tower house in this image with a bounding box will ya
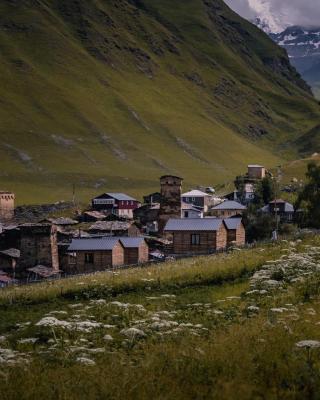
[158,175,183,233]
[19,223,59,271]
[0,191,15,222]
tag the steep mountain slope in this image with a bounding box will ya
[0,0,319,204]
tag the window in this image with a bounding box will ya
[85,253,94,264]
[184,211,189,218]
[191,234,200,245]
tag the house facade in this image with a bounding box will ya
[67,237,125,273]
[248,165,266,180]
[91,193,141,219]
[181,203,203,219]
[164,218,227,255]
[224,218,246,247]
[211,200,246,218]
[181,190,211,212]
[19,223,59,273]
[260,199,294,223]
[120,237,149,265]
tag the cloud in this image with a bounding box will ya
[225,0,320,29]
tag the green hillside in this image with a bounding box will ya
[0,0,319,204]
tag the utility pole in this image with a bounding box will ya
[273,166,282,240]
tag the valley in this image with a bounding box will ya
[0,0,319,204]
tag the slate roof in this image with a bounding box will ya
[223,218,243,230]
[89,221,132,231]
[164,218,223,232]
[212,200,246,210]
[0,248,20,258]
[182,190,209,197]
[68,237,120,251]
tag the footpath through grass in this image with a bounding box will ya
[1,236,320,399]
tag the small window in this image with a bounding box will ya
[85,253,94,264]
[191,234,200,245]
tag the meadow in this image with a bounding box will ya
[2,235,320,399]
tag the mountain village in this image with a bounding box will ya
[0,164,298,288]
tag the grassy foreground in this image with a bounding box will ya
[2,236,320,399]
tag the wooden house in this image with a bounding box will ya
[260,199,294,223]
[224,218,246,247]
[211,200,246,218]
[67,237,124,273]
[119,237,149,265]
[91,193,141,219]
[164,218,227,255]
[181,189,211,212]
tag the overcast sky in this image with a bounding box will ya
[225,0,320,29]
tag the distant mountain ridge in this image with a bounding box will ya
[0,0,319,203]
[271,26,320,96]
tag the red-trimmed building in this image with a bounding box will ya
[91,193,141,219]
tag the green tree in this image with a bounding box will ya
[296,162,320,228]
[253,176,275,207]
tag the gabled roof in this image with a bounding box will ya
[223,218,243,230]
[118,237,146,248]
[248,164,264,168]
[212,200,246,210]
[68,237,121,251]
[93,193,137,201]
[261,201,294,213]
[182,190,210,197]
[164,218,223,232]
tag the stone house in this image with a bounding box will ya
[211,200,246,218]
[164,218,227,255]
[0,191,15,222]
[19,223,59,273]
[88,221,140,236]
[158,175,183,233]
[224,218,246,247]
[247,165,266,180]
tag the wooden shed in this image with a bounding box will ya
[119,237,149,265]
[164,218,227,255]
[67,237,124,273]
[224,218,246,247]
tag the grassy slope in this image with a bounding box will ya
[0,0,319,204]
[1,237,320,399]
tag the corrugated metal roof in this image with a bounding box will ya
[68,237,120,251]
[164,218,223,232]
[119,237,145,248]
[224,218,242,230]
[212,201,246,210]
[182,190,209,197]
[106,193,137,201]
